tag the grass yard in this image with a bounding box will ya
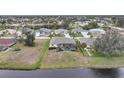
[87,56,124,68]
[0,39,49,70]
[40,49,124,69]
[40,50,87,69]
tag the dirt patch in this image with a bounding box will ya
[0,40,48,64]
[44,50,88,65]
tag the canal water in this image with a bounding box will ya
[0,68,124,78]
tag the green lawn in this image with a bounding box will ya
[86,56,124,68]
[40,49,124,69]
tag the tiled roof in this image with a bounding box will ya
[0,39,16,47]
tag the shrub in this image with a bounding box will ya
[83,22,99,30]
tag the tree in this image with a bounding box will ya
[22,28,35,46]
[112,17,124,27]
[24,32,35,46]
[83,22,99,30]
[94,29,124,56]
[61,20,71,29]
[117,19,124,27]
[87,32,93,38]
[0,20,7,31]
[81,43,87,49]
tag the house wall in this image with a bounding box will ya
[57,43,76,51]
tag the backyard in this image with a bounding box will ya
[0,38,124,70]
[0,39,49,70]
[40,49,124,69]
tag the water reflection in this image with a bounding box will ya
[92,69,119,78]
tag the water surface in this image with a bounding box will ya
[0,68,124,78]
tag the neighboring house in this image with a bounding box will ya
[16,31,22,37]
[16,28,24,36]
[35,28,52,37]
[81,30,90,38]
[88,28,105,38]
[6,29,17,35]
[49,37,76,51]
[0,29,8,36]
[78,38,95,48]
[89,28,105,34]
[71,28,84,33]
[64,33,71,38]
[54,29,68,34]
[0,31,3,36]
[21,28,33,34]
[0,39,16,51]
[0,29,18,38]
[70,28,84,37]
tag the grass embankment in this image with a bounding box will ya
[40,50,124,69]
[0,40,49,70]
[86,56,124,68]
[36,40,50,69]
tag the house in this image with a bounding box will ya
[21,28,33,34]
[0,39,16,51]
[0,29,22,37]
[89,28,105,34]
[81,30,90,38]
[54,29,68,34]
[71,28,84,33]
[35,28,52,37]
[49,37,76,51]
[6,29,17,35]
[88,28,105,38]
[16,28,24,36]
[78,38,95,48]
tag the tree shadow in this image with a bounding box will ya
[92,68,119,78]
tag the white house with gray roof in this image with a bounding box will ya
[71,28,84,33]
[49,37,76,51]
[54,29,68,34]
[35,28,52,37]
[89,28,105,34]
[88,28,105,38]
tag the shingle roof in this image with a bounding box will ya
[89,28,105,32]
[54,29,67,34]
[39,28,52,33]
[22,28,33,34]
[78,38,95,47]
[50,37,76,45]
[72,28,85,32]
